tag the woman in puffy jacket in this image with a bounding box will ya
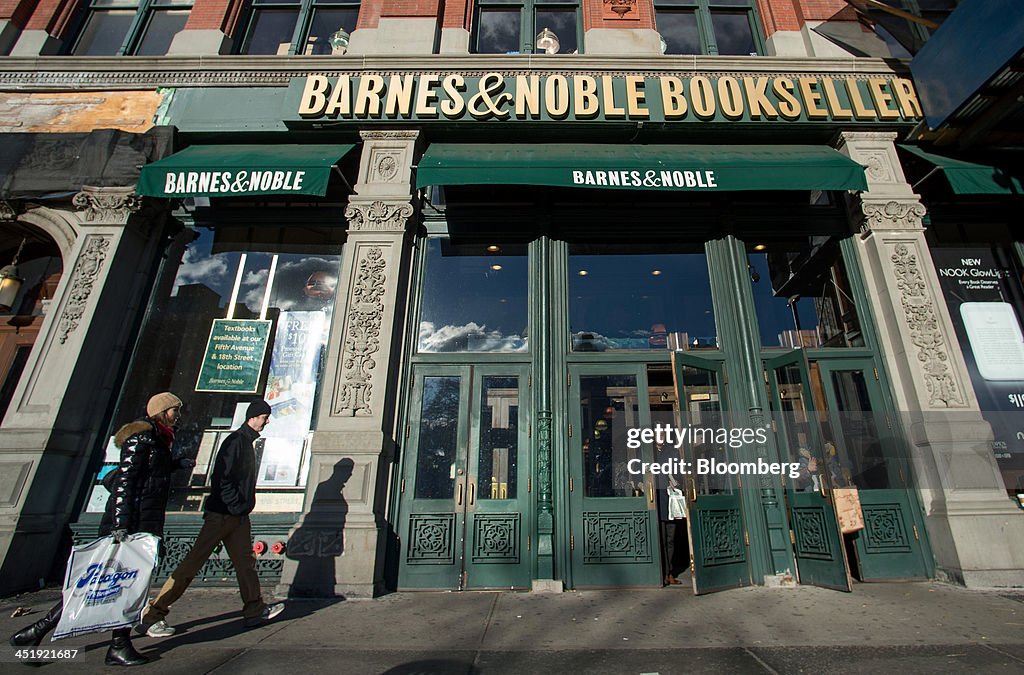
[9,392,192,667]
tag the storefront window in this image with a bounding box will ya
[239,0,358,55]
[417,238,528,353]
[568,246,716,351]
[473,0,580,54]
[749,238,864,349]
[70,0,192,55]
[86,225,343,515]
[655,0,761,56]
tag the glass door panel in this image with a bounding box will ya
[817,361,929,580]
[567,365,661,587]
[765,351,851,591]
[398,365,531,589]
[672,352,751,594]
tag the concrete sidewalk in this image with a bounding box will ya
[2,582,1023,673]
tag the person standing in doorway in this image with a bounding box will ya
[138,400,284,635]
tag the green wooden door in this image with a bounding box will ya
[671,352,752,595]
[816,360,930,580]
[567,364,662,587]
[765,351,851,592]
[398,365,532,590]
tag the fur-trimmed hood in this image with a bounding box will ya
[114,419,154,448]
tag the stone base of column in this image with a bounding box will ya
[277,519,386,598]
[930,510,1024,588]
[531,579,563,593]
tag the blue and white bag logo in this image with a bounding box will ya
[73,561,140,605]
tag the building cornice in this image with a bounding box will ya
[0,55,912,91]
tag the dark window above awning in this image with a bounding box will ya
[900,145,1023,195]
[137,144,354,198]
[416,144,868,192]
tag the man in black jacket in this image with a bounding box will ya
[138,400,284,634]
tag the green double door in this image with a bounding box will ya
[765,352,931,585]
[397,364,532,590]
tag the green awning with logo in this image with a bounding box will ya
[900,145,1023,195]
[137,144,354,198]
[416,144,868,192]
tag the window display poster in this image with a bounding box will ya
[262,310,326,439]
[931,248,1024,490]
[196,319,272,392]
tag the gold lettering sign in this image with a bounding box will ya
[294,73,923,125]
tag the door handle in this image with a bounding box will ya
[469,482,475,506]
[648,483,654,504]
[457,482,463,506]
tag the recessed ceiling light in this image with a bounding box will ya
[753,244,767,251]
[491,264,503,271]
[652,270,662,276]
[487,245,500,252]
[578,270,588,276]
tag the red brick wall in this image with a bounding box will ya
[185,0,245,34]
[23,0,73,35]
[442,0,469,30]
[0,0,38,27]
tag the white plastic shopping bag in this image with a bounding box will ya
[52,533,159,640]
[667,487,687,520]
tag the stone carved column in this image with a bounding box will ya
[278,131,420,598]
[0,186,165,594]
[838,132,1024,587]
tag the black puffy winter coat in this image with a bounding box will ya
[99,418,178,537]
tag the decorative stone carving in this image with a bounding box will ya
[863,152,895,184]
[890,242,965,407]
[0,201,16,221]
[334,246,387,416]
[861,200,926,233]
[72,187,140,223]
[345,200,414,232]
[287,528,344,557]
[57,235,110,344]
[371,151,401,182]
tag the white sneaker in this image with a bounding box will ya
[135,620,176,637]
[244,602,284,628]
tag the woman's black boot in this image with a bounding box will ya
[9,602,62,647]
[104,628,149,667]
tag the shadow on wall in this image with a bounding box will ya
[287,458,354,596]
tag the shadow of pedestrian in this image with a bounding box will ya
[287,458,354,597]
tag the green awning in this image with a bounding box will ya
[900,145,1023,195]
[137,144,354,198]
[416,144,868,192]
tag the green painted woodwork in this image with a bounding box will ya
[397,364,533,589]
[765,350,851,592]
[706,236,794,580]
[899,145,1024,195]
[137,144,353,197]
[532,237,555,580]
[671,351,752,594]
[566,363,662,587]
[416,145,868,192]
[816,358,930,580]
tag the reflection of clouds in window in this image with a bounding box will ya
[711,12,754,55]
[267,255,342,312]
[419,321,527,353]
[172,247,228,296]
[241,268,270,309]
[572,330,613,352]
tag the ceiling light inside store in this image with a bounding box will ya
[487,245,500,252]
[578,270,588,276]
[491,264,503,271]
[651,270,662,276]
[753,244,766,251]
